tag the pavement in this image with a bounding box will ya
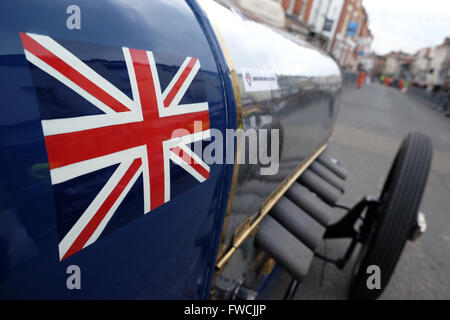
[270,82,450,300]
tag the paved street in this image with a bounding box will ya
[271,82,450,299]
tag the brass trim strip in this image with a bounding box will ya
[199,6,243,296]
[204,14,243,261]
[215,143,328,272]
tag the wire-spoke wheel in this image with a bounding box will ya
[348,132,432,300]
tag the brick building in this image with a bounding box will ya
[329,0,372,71]
[280,0,314,39]
[229,0,373,69]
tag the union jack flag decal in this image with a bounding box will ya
[20,33,211,260]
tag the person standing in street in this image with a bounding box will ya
[357,70,366,88]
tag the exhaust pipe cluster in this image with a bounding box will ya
[255,155,347,282]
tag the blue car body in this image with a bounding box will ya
[0,0,237,299]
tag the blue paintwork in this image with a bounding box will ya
[0,0,236,298]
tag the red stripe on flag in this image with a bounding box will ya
[20,32,130,113]
[163,57,198,108]
[44,110,210,170]
[171,146,210,180]
[61,158,142,260]
[129,48,166,210]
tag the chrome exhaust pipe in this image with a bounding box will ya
[317,156,347,180]
[285,182,332,227]
[298,169,341,206]
[309,161,345,193]
[269,197,325,250]
[255,216,313,282]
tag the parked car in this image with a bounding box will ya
[0,0,432,300]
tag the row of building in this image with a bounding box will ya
[371,38,450,91]
[227,0,373,71]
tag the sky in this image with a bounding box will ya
[363,0,450,55]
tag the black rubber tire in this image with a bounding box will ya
[348,132,432,300]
